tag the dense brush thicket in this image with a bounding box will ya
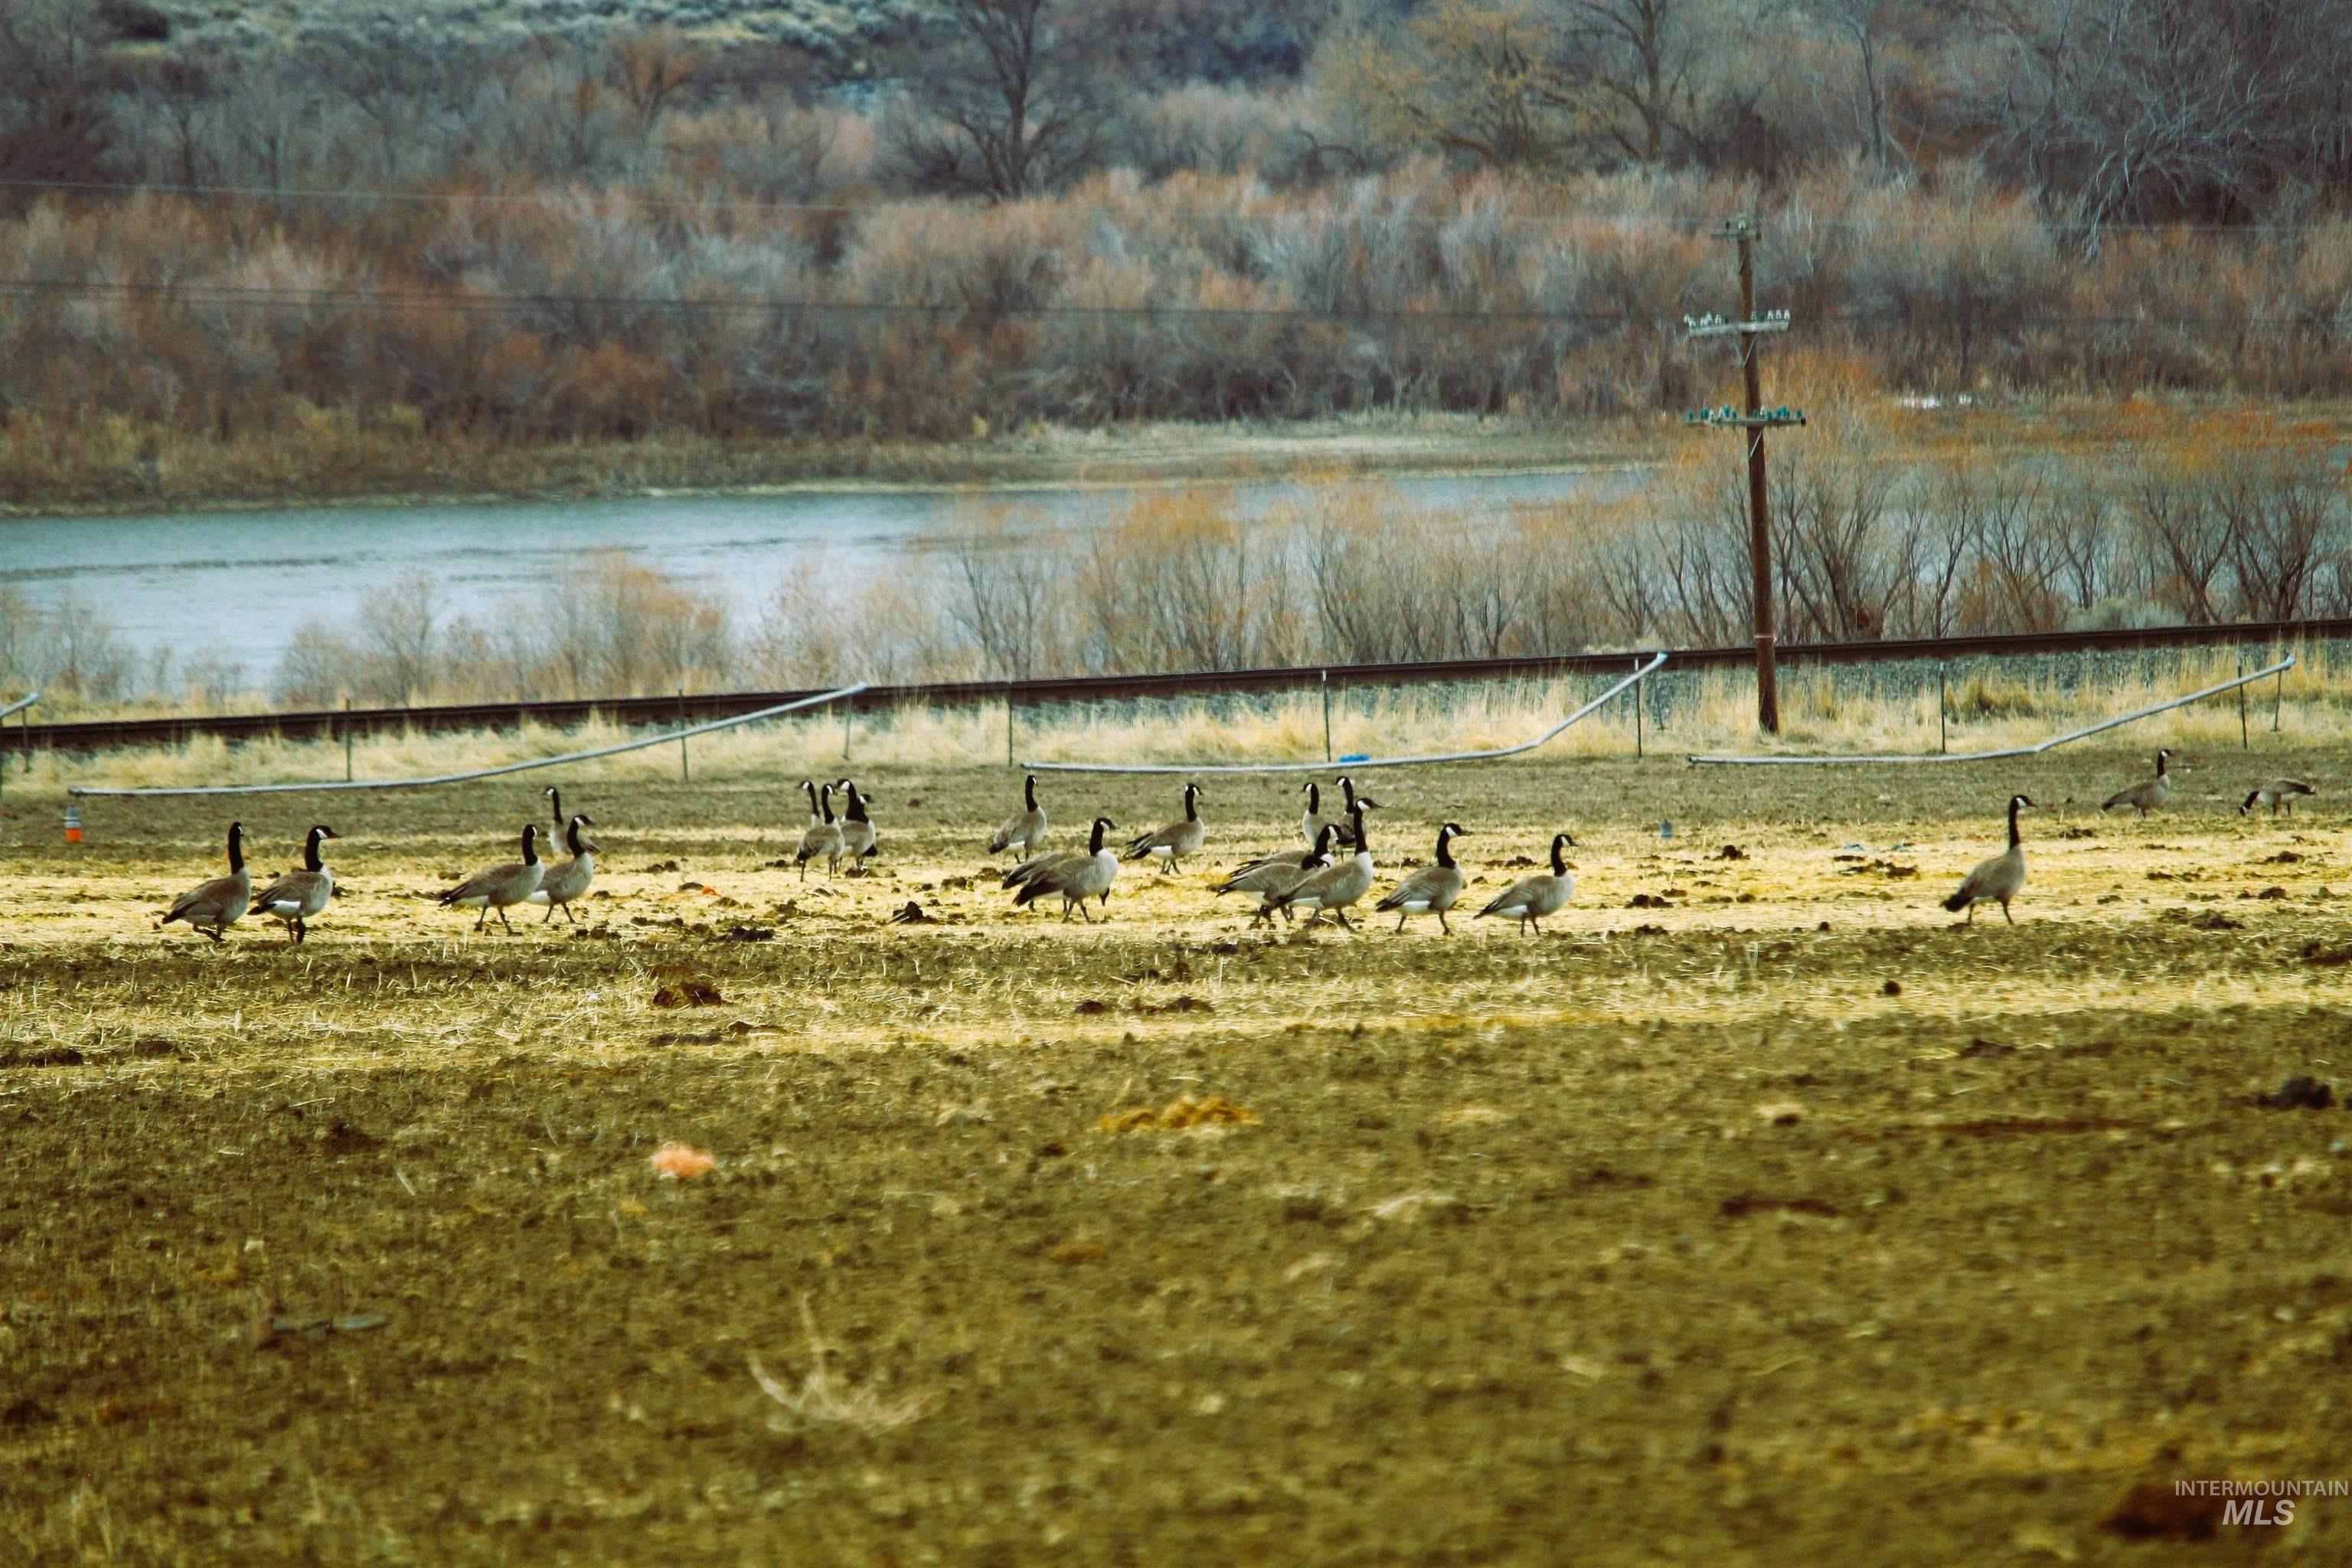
[8,0,2352,470]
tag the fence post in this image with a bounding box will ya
[1005,681,1015,768]
[841,692,854,761]
[1321,670,1332,763]
[1938,664,1947,755]
[343,697,353,782]
[678,686,690,782]
[2238,648,2249,750]
[2275,658,2285,733]
[1632,655,1643,759]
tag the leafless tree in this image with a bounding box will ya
[1564,0,1697,162]
[887,0,1102,199]
[2219,447,2343,620]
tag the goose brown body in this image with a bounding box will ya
[1125,782,1206,871]
[1944,795,2033,924]
[1218,827,1335,925]
[1377,823,1468,933]
[162,822,251,944]
[2102,750,2173,816]
[528,814,597,922]
[1477,833,1575,934]
[250,824,338,944]
[439,824,545,933]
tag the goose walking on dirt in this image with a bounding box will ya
[991,775,1048,857]
[1944,794,2033,925]
[796,782,844,881]
[1217,826,1335,926]
[160,822,252,945]
[1272,802,1375,931]
[250,824,338,945]
[439,824,546,933]
[833,778,877,873]
[528,813,598,923]
[1125,782,1206,873]
[1377,822,1468,933]
[1476,832,1575,935]
[2101,750,2174,817]
[2241,779,2315,817]
[1010,817,1121,923]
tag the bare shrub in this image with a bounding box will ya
[748,1298,933,1436]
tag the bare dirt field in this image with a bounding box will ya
[5,746,2351,1563]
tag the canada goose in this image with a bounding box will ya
[438,823,546,933]
[1944,794,2034,924]
[1272,802,1375,930]
[1217,825,1336,926]
[528,813,598,923]
[832,778,877,872]
[1477,832,1576,934]
[160,821,252,944]
[250,824,338,944]
[797,778,824,829]
[1124,782,1206,872]
[1303,776,1380,849]
[544,784,568,842]
[1010,816,1120,922]
[2242,779,2315,817]
[2101,749,2173,816]
[795,782,843,881]
[990,774,1048,857]
[1377,822,1468,933]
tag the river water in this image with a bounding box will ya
[1,469,1631,680]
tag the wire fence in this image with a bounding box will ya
[1688,658,2297,765]
[1024,655,1667,775]
[64,684,864,799]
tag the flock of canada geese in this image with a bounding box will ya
[155,750,2319,946]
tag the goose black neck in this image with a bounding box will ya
[820,786,835,824]
[304,828,326,873]
[548,787,563,828]
[1024,776,1037,809]
[1305,782,1319,813]
[1184,786,1198,822]
[523,826,540,866]
[1349,805,1369,853]
[226,824,244,874]
[1089,818,1109,854]
[1436,827,1455,869]
[1340,778,1357,808]
[1550,836,1567,876]
[568,818,586,855]
[2156,753,2169,777]
[848,783,867,822]
[2007,798,2023,848]
[803,780,818,812]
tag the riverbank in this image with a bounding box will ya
[0,413,1643,518]
[12,395,2345,519]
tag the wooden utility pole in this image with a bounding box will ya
[1685,216,1805,734]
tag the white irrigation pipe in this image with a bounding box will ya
[0,691,36,721]
[1023,653,1666,775]
[66,684,868,798]
[1687,657,2294,765]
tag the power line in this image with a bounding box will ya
[7,175,2352,236]
[0,275,2344,332]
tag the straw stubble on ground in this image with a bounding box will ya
[3,749,2350,1563]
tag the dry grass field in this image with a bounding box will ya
[5,739,2352,1563]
